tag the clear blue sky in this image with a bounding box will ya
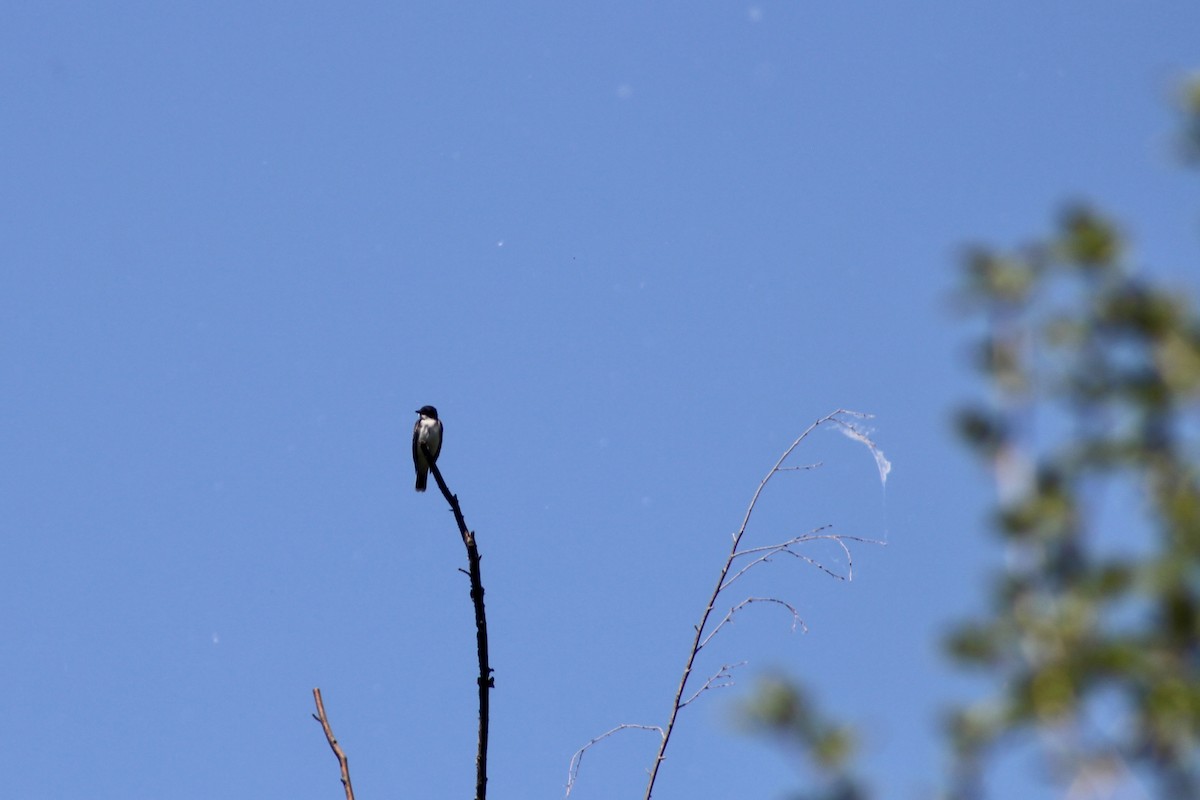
[3,4,1198,799]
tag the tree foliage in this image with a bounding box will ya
[738,673,866,800]
[743,76,1200,798]
[947,202,1200,798]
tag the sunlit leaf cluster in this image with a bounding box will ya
[739,675,867,800]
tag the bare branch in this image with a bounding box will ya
[778,545,853,581]
[424,445,493,800]
[735,536,854,584]
[722,527,836,591]
[637,409,886,800]
[725,531,886,590]
[565,724,665,798]
[699,597,806,651]
[680,661,747,708]
[730,526,835,559]
[312,688,356,800]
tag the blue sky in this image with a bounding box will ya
[3,4,1198,799]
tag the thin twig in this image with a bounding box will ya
[698,597,806,651]
[565,724,665,797]
[641,410,856,800]
[566,410,886,798]
[680,661,747,708]
[643,410,888,796]
[724,535,855,589]
[721,528,840,590]
[425,445,492,800]
[312,688,356,800]
[777,546,853,580]
[731,527,837,558]
[727,531,885,590]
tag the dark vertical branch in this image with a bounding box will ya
[424,444,492,800]
[312,688,356,800]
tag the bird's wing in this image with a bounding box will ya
[430,421,443,461]
[412,420,422,465]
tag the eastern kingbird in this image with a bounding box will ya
[412,405,443,492]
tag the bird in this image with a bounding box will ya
[412,405,443,492]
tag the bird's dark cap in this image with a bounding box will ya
[415,405,439,418]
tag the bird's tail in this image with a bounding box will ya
[415,470,428,492]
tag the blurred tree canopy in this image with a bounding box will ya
[742,76,1200,800]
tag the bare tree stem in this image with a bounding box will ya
[425,446,492,800]
[641,411,849,800]
[312,688,356,800]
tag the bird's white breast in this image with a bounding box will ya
[417,417,441,448]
